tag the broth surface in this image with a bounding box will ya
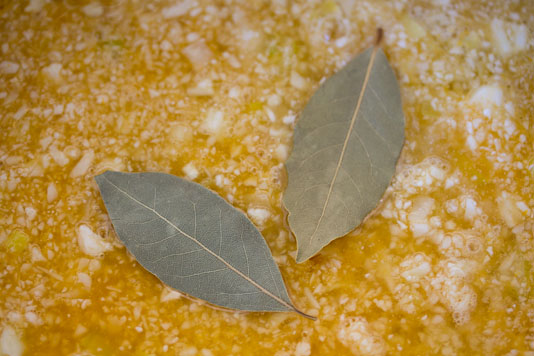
[1,0,534,355]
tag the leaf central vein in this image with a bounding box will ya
[307,44,382,246]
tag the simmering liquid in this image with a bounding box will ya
[1,0,533,355]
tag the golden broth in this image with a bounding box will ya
[1,0,533,355]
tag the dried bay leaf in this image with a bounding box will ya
[95,171,314,319]
[284,32,405,262]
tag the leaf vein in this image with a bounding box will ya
[149,248,204,263]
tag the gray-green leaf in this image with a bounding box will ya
[283,44,405,263]
[95,171,313,318]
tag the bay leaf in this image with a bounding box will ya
[283,33,405,263]
[95,171,314,318]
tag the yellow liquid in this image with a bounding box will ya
[1,1,533,355]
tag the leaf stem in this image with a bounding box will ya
[293,307,318,321]
[375,28,384,46]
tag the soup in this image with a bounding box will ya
[1,0,533,355]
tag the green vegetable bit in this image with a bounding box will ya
[6,229,29,253]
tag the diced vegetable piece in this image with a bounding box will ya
[0,326,24,356]
[42,63,63,82]
[182,41,213,70]
[247,208,271,226]
[318,0,340,16]
[47,182,58,203]
[24,0,45,12]
[491,19,528,56]
[246,101,263,112]
[70,150,95,178]
[200,109,225,136]
[290,71,307,90]
[80,333,114,356]
[462,31,481,49]
[402,15,426,40]
[0,61,19,75]
[497,192,525,228]
[82,3,103,17]
[187,78,214,96]
[470,84,503,107]
[77,224,112,257]
[162,1,194,19]
[182,162,199,180]
[5,230,29,253]
[337,317,386,356]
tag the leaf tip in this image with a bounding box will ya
[94,170,120,191]
[94,172,104,184]
[94,169,118,180]
[295,255,307,264]
[295,252,311,264]
[295,244,318,264]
